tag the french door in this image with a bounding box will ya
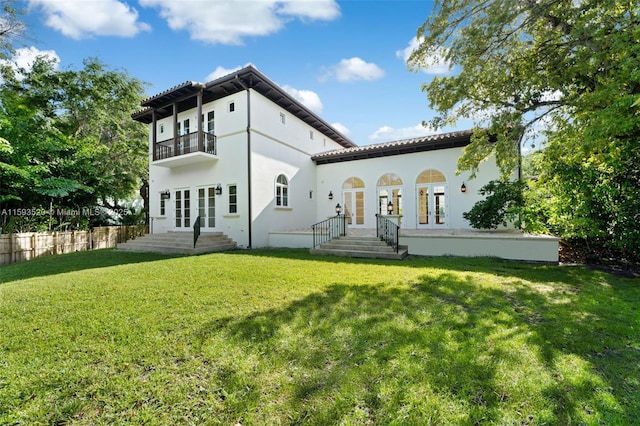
[175,189,191,229]
[343,189,365,227]
[417,184,448,229]
[197,187,216,230]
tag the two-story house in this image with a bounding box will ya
[129,65,558,262]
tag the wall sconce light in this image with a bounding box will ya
[335,203,342,215]
[460,182,467,193]
[160,190,170,199]
[387,201,394,214]
[215,184,223,195]
[328,191,333,200]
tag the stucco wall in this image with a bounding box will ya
[247,91,346,247]
[314,146,504,230]
[148,93,252,247]
[401,233,559,263]
[147,88,350,248]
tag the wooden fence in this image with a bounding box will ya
[0,226,147,266]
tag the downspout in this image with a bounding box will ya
[235,75,252,248]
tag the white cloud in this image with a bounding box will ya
[12,46,59,70]
[396,37,452,75]
[204,65,323,114]
[28,0,150,39]
[204,64,253,82]
[368,123,437,143]
[331,122,350,136]
[276,0,341,20]
[322,57,385,82]
[0,46,59,80]
[282,85,323,114]
[140,0,340,45]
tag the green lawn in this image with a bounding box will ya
[1,249,638,425]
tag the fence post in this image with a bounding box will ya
[10,232,14,264]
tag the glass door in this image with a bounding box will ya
[198,187,216,230]
[417,185,448,229]
[175,189,191,229]
[343,189,365,227]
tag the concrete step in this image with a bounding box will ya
[319,242,396,252]
[310,246,408,260]
[117,232,236,255]
[310,235,408,260]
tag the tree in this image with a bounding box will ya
[411,0,639,175]
[0,0,25,59]
[413,0,640,262]
[0,56,148,231]
[462,179,525,229]
[55,58,149,210]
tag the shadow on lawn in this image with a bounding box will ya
[234,247,637,286]
[0,249,183,284]
[196,270,638,423]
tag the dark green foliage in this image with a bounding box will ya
[0,56,148,231]
[463,179,525,229]
[540,131,640,263]
[413,0,640,262]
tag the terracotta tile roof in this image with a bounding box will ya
[311,129,473,164]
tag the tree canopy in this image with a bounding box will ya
[412,0,639,176]
[412,0,640,262]
[0,0,25,60]
[0,56,148,231]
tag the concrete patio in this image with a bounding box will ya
[269,228,559,263]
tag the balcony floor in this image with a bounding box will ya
[153,151,218,168]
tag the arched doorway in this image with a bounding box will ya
[377,173,403,215]
[416,169,448,229]
[342,177,365,227]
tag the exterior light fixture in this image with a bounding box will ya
[215,184,223,195]
[335,203,342,215]
[328,191,333,200]
[460,182,467,193]
[387,201,394,215]
[161,190,170,199]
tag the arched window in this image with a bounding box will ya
[377,173,403,215]
[416,169,446,184]
[275,174,289,207]
[377,173,403,187]
[342,176,365,189]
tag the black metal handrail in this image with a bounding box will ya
[311,215,347,248]
[376,214,399,253]
[193,216,201,248]
[154,131,217,160]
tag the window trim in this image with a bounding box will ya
[159,193,166,216]
[228,184,237,214]
[275,174,289,207]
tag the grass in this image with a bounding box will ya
[1,248,639,425]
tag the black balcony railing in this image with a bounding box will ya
[154,131,217,161]
[376,214,399,253]
[311,215,347,248]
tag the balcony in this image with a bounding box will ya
[153,131,218,168]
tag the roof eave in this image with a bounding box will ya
[312,130,474,164]
[132,65,356,148]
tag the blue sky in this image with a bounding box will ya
[11,0,462,146]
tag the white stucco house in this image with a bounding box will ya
[130,65,558,262]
